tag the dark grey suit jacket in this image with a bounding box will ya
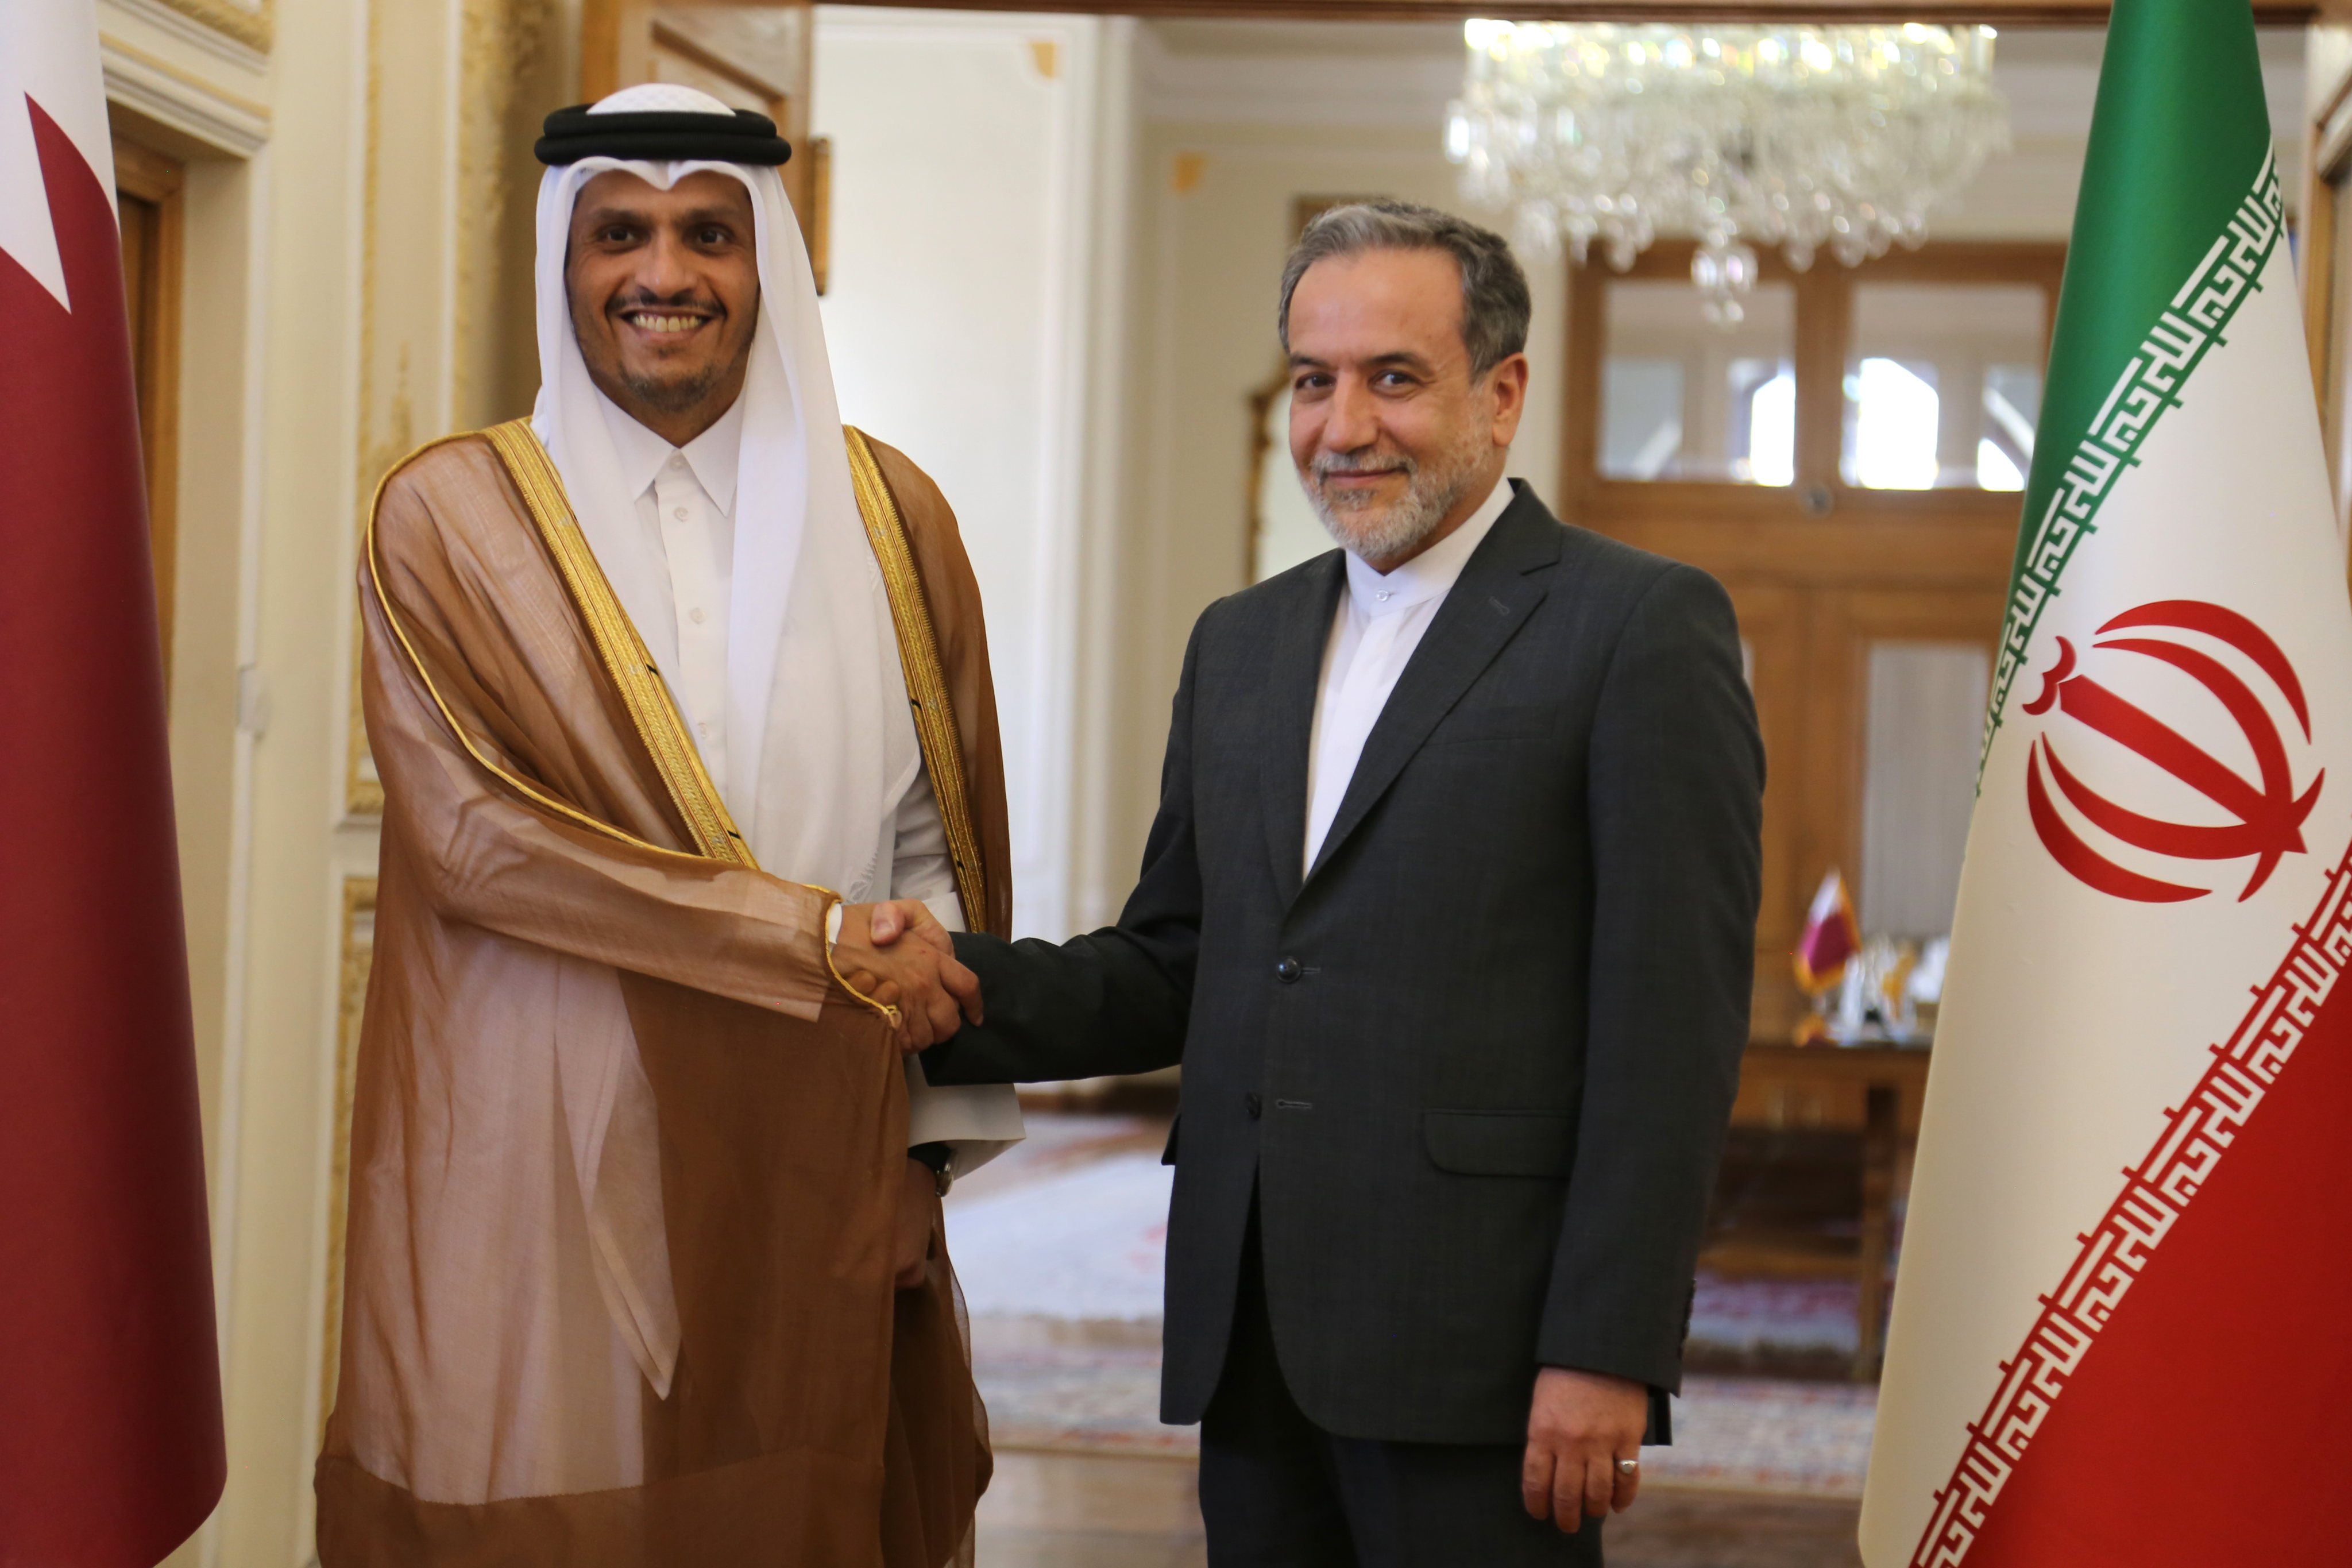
[924,484,1764,1445]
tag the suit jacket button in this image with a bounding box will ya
[1275,956,1302,983]
[1245,1092,1262,1119]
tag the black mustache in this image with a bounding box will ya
[611,293,725,317]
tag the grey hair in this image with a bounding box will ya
[1277,201,1531,376]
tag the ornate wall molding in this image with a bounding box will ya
[149,0,271,55]
[101,32,270,156]
[99,30,272,155]
[343,0,395,818]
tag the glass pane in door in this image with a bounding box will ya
[1860,641,1990,941]
[1844,283,2048,491]
[1601,279,1796,484]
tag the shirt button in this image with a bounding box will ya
[689,607,706,624]
[1245,1092,1262,1120]
[673,507,689,521]
[668,454,685,469]
[1275,956,1302,983]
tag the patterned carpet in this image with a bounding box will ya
[948,1115,1877,1498]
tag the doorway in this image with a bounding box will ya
[114,134,185,681]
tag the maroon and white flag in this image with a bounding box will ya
[0,4,225,1563]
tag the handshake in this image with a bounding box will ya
[835,899,983,1053]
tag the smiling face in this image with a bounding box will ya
[1285,246,1528,571]
[564,168,761,446]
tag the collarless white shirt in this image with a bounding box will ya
[1303,474,1516,875]
[600,391,745,783]
[589,393,1017,1157]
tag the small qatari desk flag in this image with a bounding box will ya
[0,4,225,1565]
[1861,1,2352,1564]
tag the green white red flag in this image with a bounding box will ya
[1860,1,2352,1562]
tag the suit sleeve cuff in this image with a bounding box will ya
[1538,1366,1674,1447]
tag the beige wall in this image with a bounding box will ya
[813,6,1134,941]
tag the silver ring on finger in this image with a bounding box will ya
[1616,1458,1639,1476]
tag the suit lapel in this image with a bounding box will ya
[1302,489,1562,889]
[1261,552,1346,908]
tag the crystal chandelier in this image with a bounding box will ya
[1446,21,2009,325]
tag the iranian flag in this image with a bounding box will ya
[0,3,224,1564]
[1859,1,2352,1563]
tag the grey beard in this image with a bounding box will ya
[1304,434,1488,563]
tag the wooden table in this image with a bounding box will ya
[1706,1043,1933,1380]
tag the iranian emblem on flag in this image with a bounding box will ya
[1859,1,2352,1563]
[2020,599,2320,904]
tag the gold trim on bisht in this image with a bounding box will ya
[365,424,898,1025]
[364,431,688,863]
[842,426,991,936]
[482,420,754,867]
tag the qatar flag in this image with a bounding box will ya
[1860,1,2352,1563]
[0,5,226,1565]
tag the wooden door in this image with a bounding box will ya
[112,135,184,681]
[2303,52,2352,544]
[1563,241,2060,1041]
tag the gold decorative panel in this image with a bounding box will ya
[455,0,565,428]
[346,0,569,817]
[343,0,401,820]
[318,876,376,1435]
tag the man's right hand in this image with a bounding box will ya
[835,899,983,1052]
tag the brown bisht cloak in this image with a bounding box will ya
[318,423,1010,1567]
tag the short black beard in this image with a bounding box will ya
[619,356,728,415]
[582,285,755,418]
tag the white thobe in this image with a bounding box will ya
[1304,476,1515,872]
[597,393,1022,1162]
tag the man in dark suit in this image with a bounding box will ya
[841,201,1763,1565]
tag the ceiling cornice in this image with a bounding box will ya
[835,0,2320,25]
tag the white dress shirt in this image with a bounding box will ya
[602,392,743,774]
[597,393,1018,1158]
[1304,475,1516,874]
